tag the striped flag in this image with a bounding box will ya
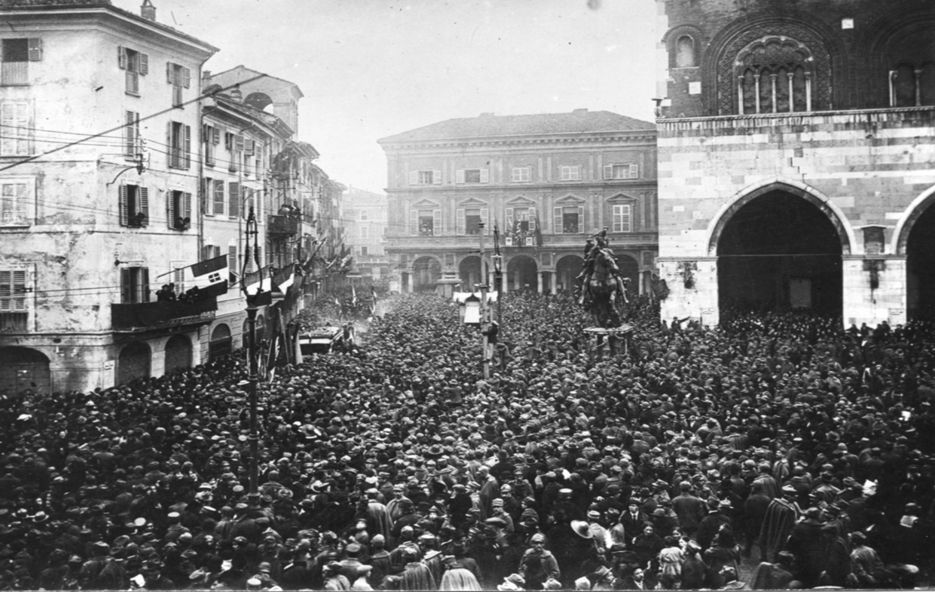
[186,255,228,297]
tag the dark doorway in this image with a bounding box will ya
[717,191,842,317]
[907,202,935,320]
[0,347,51,394]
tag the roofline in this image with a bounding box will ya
[0,3,218,57]
[377,127,657,146]
[209,65,305,99]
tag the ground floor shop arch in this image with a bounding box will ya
[210,323,233,360]
[117,341,151,385]
[0,347,51,394]
[710,184,849,319]
[164,334,192,374]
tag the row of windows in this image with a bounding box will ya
[409,163,641,186]
[408,204,634,236]
[117,184,192,230]
[203,123,262,176]
[202,177,258,219]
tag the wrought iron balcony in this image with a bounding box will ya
[111,296,217,332]
[268,214,299,236]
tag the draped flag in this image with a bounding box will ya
[185,255,228,297]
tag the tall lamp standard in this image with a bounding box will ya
[241,206,271,494]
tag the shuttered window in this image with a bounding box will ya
[1,38,41,85]
[0,100,32,156]
[228,182,240,218]
[166,61,191,107]
[167,121,191,169]
[117,46,148,96]
[120,267,150,304]
[119,184,149,227]
[0,179,30,226]
[167,190,191,230]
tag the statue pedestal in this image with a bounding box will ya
[584,324,633,358]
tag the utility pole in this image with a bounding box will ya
[478,222,490,379]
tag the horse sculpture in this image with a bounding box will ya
[576,231,629,328]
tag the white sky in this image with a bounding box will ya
[113,0,659,194]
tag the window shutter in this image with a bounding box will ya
[455,169,465,184]
[182,66,191,89]
[229,182,240,218]
[212,127,220,145]
[138,187,149,225]
[480,208,489,232]
[224,132,233,150]
[408,171,419,185]
[629,163,639,178]
[166,61,174,84]
[456,208,465,234]
[182,192,192,220]
[528,207,537,231]
[553,206,562,233]
[120,268,131,303]
[166,190,176,228]
[432,170,442,185]
[166,121,173,168]
[14,183,27,224]
[577,205,584,231]
[119,185,128,226]
[27,38,42,61]
[433,209,441,234]
[409,209,418,235]
[141,268,150,303]
[118,46,127,70]
[229,245,238,275]
[0,271,9,311]
[603,164,613,180]
[480,168,489,183]
[139,53,149,76]
[12,270,25,310]
[183,125,191,169]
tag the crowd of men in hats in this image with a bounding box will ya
[1,291,935,590]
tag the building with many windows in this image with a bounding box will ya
[655,0,935,326]
[379,109,657,296]
[0,0,217,393]
[341,187,389,286]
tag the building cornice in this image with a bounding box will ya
[380,130,657,153]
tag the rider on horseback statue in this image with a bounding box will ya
[575,228,629,327]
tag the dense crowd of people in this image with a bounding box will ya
[1,291,934,590]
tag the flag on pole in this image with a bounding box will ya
[369,286,377,316]
[185,255,228,297]
[351,284,358,307]
[272,264,295,294]
[243,267,272,294]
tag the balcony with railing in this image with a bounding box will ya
[111,297,217,332]
[267,214,299,236]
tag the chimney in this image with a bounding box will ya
[140,0,156,21]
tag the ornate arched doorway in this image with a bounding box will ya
[507,255,538,292]
[555,255,583,294]
[0,347,51,394]
[411,256,441,293]
[714,189,845,318]
[458,256,482,291]
[164,334,192,374]
[117,341,151,385]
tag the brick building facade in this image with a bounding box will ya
[655,0,935,326]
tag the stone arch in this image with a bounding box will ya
[164,334,192,374]
[894,184,935,256]
[702,14,841,115]
[707,180,854,257]
[411,255,442,292]
[117,341,151,385]
[506,254,538,292]
[894,185,935,320]
[458,255,483,290]
[555,254,584,293]
[0,347,51,394]
[210,323,233,360]
[865,7,935,108]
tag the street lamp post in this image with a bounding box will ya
[241,206,270,495]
